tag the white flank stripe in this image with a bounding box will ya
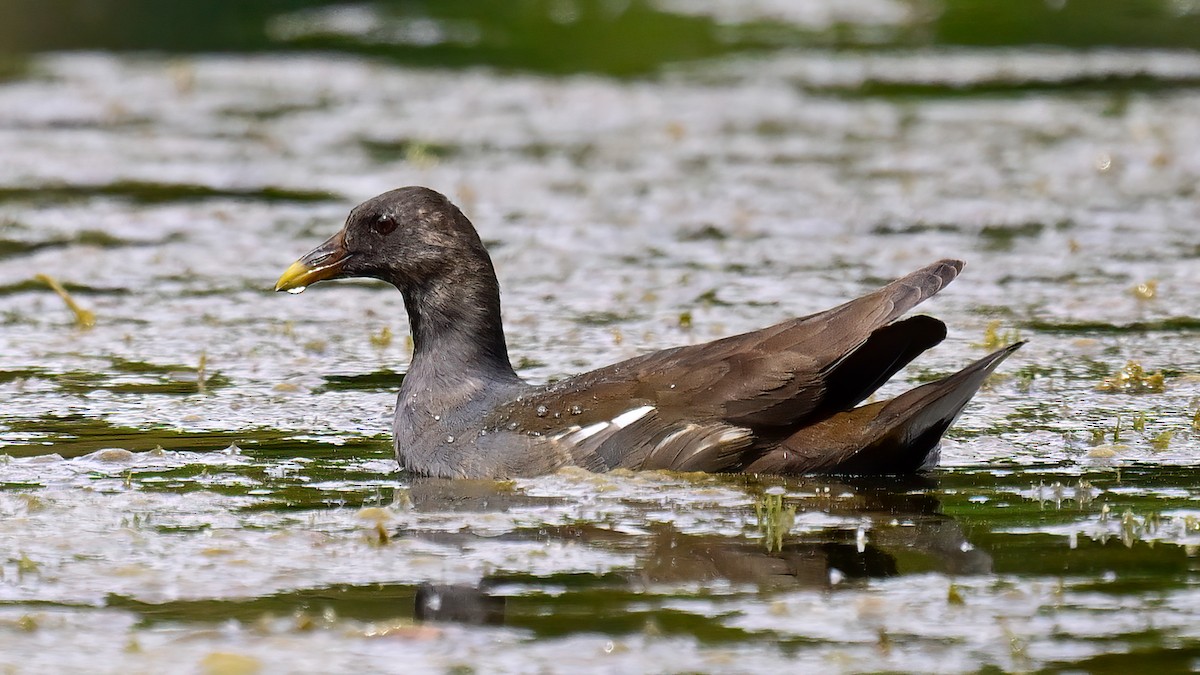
[656,425,695,449]
[551,426,582,441]
[719,428,750,443]
[572,422,610,441]
[612,405,654,428]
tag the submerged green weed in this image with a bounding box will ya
[754,490,795,553]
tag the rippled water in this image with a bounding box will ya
[2,1,1200,672]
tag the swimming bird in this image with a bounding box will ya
[276,187,1021,479]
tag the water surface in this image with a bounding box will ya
[2,1,1200,672]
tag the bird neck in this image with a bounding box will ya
[401,258,520,386]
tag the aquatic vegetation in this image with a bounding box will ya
[317,370,405,392]
[675,224,729,242]
[1023,317,1200,334]
[1132,280,1159,301]
[947,583,965,605]
[515,356,547,371]
[360,138,456,166]
[196,352,208,395]
[34,273,95,329]
[1010,364,1053,393]
[1087,426,1112,447]
[1150,429,1175,451]
[356,507,392,546]
[974,320,1021,350]
[8,357,235,397]
[573,311,640,326]
[0,182,336,205]
[0,229,155,262]
[15,553,39,575]
[694,289,733,307]
[977,221,1048,251]
[369,325,393,349]
[1085,411,1181,451]
[754,489,795,553]
[1097,361,1166,394]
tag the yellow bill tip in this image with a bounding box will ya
[275,260,314,293]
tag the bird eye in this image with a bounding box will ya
[372,215,397,236]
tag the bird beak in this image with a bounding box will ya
[274,231,353,293]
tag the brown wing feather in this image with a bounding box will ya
[489,259,963,434]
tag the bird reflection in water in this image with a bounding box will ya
[402,475,990,628]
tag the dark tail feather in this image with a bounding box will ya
[744,342,1023,475]
[839,341,1024,473]
[820,315,947,413]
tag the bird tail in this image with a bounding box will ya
[745,342,1023,475]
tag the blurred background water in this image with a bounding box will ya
[2,1,1200,672]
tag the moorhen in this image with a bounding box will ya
[276,187,1021,479]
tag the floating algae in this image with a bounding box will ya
[1132,280,1159,301]
[1097,361,1166,394]
[974,320,1021,350]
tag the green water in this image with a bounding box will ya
[2,1,1200,672]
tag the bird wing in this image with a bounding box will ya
[489,259,963,442]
